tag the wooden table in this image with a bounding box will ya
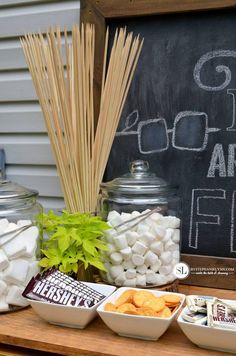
[0,285,235,356]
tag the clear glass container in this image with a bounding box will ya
[0,179,42,312]
[99,160,181,288]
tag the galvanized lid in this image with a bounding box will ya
[101,160,171,195]
[0,179,38,203]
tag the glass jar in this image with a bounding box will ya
[99,160,181,288]
[0,179,42,312]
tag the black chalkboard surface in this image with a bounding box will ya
[105,10,236,260]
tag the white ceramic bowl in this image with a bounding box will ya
[97,287,185,340]
[178,299,236,354]
[28,282,116,329]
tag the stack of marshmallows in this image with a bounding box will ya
[101,210,180,287]
[0,218,40,312]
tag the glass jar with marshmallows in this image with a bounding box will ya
[0,180,42,312]
[99,160,181,288]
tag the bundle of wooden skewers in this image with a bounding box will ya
[21,24,143,213]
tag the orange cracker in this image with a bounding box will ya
[114,290,136,307]
[161,294,181,304]
[136,307,157,317]
[133,291,155,307]
[117,303,137,313]
[143,297,165,312]
[156,306,172,318]
[104,303,117,312]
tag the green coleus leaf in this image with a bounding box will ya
[82,239,96,256]
[58,233,70,253]
[88,259,107,271]
[39,257,50,268]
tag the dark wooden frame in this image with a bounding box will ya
[80,0,236,289]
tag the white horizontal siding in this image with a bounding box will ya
[0,72,36,101]
[0,0,55,6]
[0,103,46,133]
[38,196,65,210]
[0,1,80,38]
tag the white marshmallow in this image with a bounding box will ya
[104,229,117,243]
[172,258,179,267]
[165,273,175,283]
[0,218,9,231]
[24,260,40,285]
[144,250,158,267]
[113,234,128,250]
[2,234,27,260]
[3,259,29,285]
[110,252,123,265]
[136,274,146,286]
[150,260,162,272]
[132,254,145,266]
[106,272,115,284]
[152,225,166,240]
[136,264,147,275]
[172,229,180,243]
[104,261,112,271]
[149,212,162,222]
[126,231,138,246]
[164,228,174,242]
[136,223,149,235]
[132,241,147,255]
[120,246,132,260]
[165,239,178,252]
[155,274,168,286]
[131,211,141,218]
[6,285,29,307]
[150,241,163,255]
[121,212,131,221]
[5,222,18,232]
[107,211,123,227]
[160,251,172,265]
[159,216,180,229]
[0,280,7,295]
[0,250,9,271]
[142,209,151,214]
[109,265,123,279]
[145,270,157,284]
[123,278,136,287]
[106,243,116,255]
[125,268,136,279]
[17,220,32,228]
[0,296,9,312]
[114,272,126,286]
[159,265,172,275]
[122,259,135,270]
[172,250,180,260]
[20,226,39,259]
[138,231,155,246]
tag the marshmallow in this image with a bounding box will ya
[106,272,115,284]
[125,268,136,279]
[132,241,147,255]
[113,234,128,250]
[146,270,157,284]
[106,243,116,255]
[132,254,144,266]
[122,260,135,270]
[110,252,123,265]
[0,219,9,231]
[2,234,27,260]
[123,278,136,287]
[0,280,7,295]
[114,272,126,286]
[152,225,166,240]
[160,251,172,265]
[120,246,132,260]
[159,265,172,275]
[150,260,162,272]
[160,216,180,229]
[109,265,123,279]
[0,296,9,312]
[172,229,180,243]
[126,231,138,246]
[24,260,40,285]
[121,212,131,221]
[172,250,180,260]
[0,250,9,271]
[150,241,163,255]
[17,220,32,228]
[3,259,29,285]
[136,223,149,235]
[131,211,141,218]
[136,264,147,275]
[6,285,29,307]
[138,231,155,246]
[104,229,117,243]
[149,212,162,222]
[165,239,178,252]
[136,274,146,286]
[20,226,39,258]
[144,250,158,267]
[107,211,123,227]
[163,228,174,242]
[155,274,168,286]
[165,273,175,283]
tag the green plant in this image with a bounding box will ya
[38,210,109,275]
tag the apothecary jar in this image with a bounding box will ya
[0,179,42,312]
[98,160,181,288]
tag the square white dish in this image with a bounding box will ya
[97,287,185,340]
[28,282,116,329]
[177,299,236,354]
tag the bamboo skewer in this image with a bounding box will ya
[21,25,143,213]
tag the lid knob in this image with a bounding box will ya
[129,160,149,174]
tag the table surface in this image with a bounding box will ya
[0,285,235,356]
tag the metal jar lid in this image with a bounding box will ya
[101,160,172,195]
[0,179,38,204]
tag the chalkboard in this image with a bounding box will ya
[105,9,236,262]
